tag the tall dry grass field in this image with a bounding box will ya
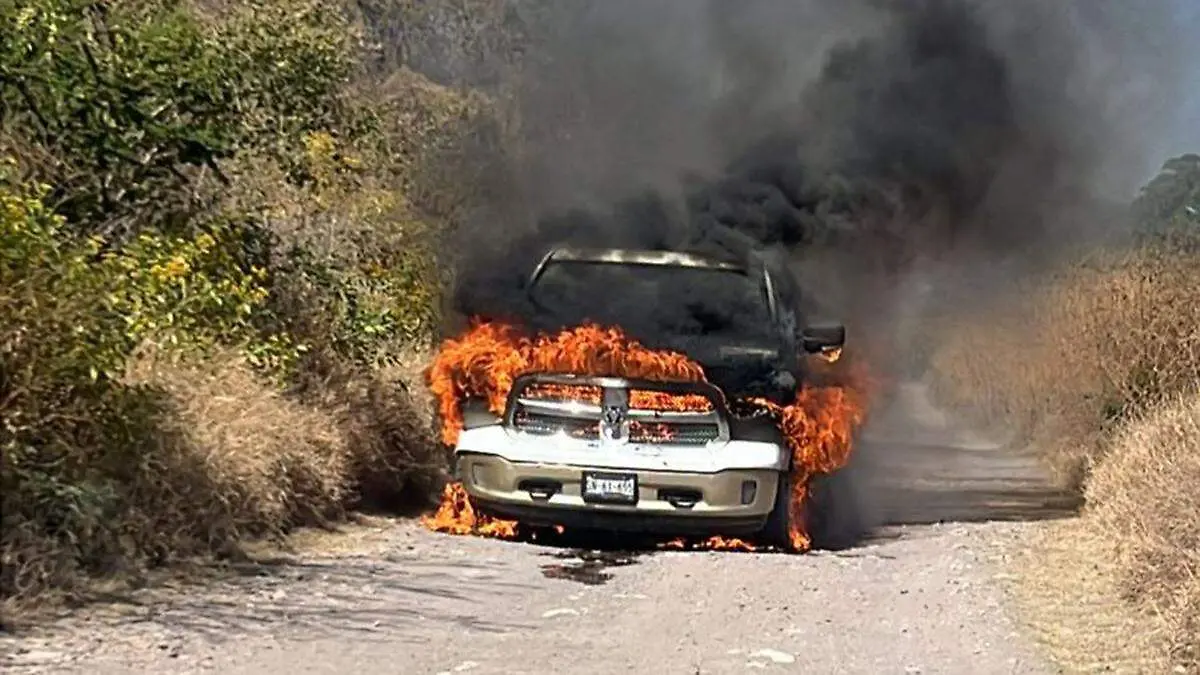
[926,239,1200,667]
[928,247,1200,488]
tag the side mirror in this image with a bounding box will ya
[801,323,845,354]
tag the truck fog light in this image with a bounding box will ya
[740,480,757,505]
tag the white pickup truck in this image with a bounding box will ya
[450,247,846,549]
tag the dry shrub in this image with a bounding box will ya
[304,346,445,512]
[928,245,1200,487]
[1,347,358,605]
[1084,390,1200,669]
[133,344,445,540]
[2,342,442,607]
[126,348,352,545]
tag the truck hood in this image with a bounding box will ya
[649,335,793,399]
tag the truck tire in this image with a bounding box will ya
[759,467,868,553]
[806,466,867,551]
[758,470,798,552]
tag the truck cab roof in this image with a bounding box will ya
[529,247,750,282]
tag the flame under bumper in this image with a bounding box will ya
[453,426,787,536]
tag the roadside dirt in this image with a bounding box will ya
[0,383,1086,674]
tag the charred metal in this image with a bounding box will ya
[522,246,843,403]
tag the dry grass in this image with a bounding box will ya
[928,246,1200,488]
[1009,393,1200,671]
[304,345,445,513]
[138,344,444,536]
[1085,391,1200,669]
[1009,519,1171,674]
[1,346,440,611]
[927,242,1200,671]
[125,348,353,544]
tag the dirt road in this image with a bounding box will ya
[1,384,1080,674]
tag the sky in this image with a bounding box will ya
[1080,0,1200,194]
[1156,1,1200,175]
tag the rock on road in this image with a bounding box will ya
[1,384,1079,674]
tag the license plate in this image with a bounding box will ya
[581,471,638,505]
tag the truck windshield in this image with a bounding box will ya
[529,261,773,341]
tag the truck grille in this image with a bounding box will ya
[508,376,726,446]
[513,410,600,439]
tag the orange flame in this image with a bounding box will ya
[419,482,518,538]
[525,383,603,405]
[629,421,677,443]
[422,320,869,552]
[660,536,759,552]
[630,390,714,412]
[428,321,704,446]
[740,384,867,550]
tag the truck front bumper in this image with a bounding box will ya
[455,451,782,536]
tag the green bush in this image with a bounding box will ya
[272,239,440,369]
[1,169,275,368]
[0,0,449,372]
[1,0,362,233]
[0,0,476,605]
[0,162,283,596]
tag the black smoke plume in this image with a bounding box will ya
[446,0,1193,352]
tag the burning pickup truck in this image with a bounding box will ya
[423,247,866,552]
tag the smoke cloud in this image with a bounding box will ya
[449,0,1196,343]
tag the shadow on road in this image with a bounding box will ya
[873,484,1083,527]
[850,437,1084,531]
[9,544,544,646]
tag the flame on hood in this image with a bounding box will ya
[427,321,705,447]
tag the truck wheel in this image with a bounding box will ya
[759,468,867,553]
[806,467,867,551]
[759,470,798,552]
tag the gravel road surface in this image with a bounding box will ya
[0,384,1079,674]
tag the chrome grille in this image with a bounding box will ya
[507,375,727,446]
[512,410,599,439]
[628,421,721,445]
